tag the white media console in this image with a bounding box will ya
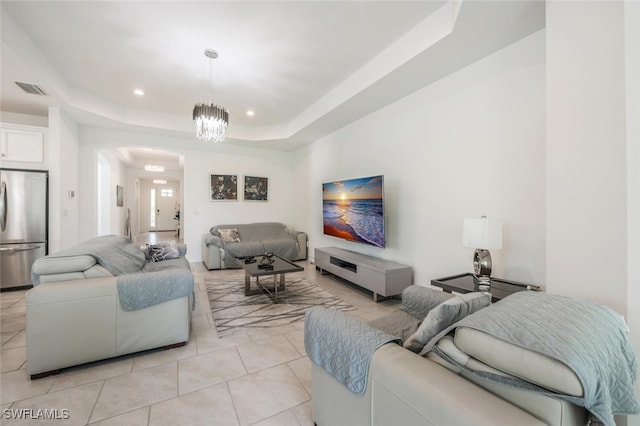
[314,247,412,302]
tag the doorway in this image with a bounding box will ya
[150,184,178,231]
[139,180,180,234]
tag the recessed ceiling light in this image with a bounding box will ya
[153,179,167,184]
[246,110,255,117]
[133,89,145,96]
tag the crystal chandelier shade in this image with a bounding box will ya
[193,103,229,143]
[193,49,229,143]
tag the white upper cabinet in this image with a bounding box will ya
[0,124,46,166]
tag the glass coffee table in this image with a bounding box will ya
[240,254,304,303]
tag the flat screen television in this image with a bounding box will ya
[322,175,385,248]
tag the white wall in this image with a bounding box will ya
[94,149,128,237]
[293,30,546,287]
[78,127,295,261]
[546,1,628,315]
[47,107,79,251]
[625,1,640,421]
[182,144,295,260]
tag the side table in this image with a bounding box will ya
[431,273,541,301]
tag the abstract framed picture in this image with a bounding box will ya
[243,176,268,201]
[210,174,238,201]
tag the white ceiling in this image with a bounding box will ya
[1,1,545,153]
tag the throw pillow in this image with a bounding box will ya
[147,242,180,262]
[403,292,491,353]
[217,228,240,243]
[400,286,455,320]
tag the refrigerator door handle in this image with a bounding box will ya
[0,180,6,232]
[0,245,42,253]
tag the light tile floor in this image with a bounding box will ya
[0,261,400,425]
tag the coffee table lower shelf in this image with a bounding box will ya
[245,273,289,303]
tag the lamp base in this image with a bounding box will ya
[473,249,492,278]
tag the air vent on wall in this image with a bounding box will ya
[15,81,47,96]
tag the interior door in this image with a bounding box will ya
[154,185,178,231]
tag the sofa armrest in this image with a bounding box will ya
[26,277,119,375]
[305,307,400,395]
[32,254,97,276]
[369,344,547,426]
[202,233,222,270]
[203,233,223,248]
[293,231,307,260]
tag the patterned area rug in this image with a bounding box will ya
[206,273,354,336]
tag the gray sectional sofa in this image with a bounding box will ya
[202,222,307,269]
[27,235,193,378]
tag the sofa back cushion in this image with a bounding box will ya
[211,222,289,242]
[453,327,583,396]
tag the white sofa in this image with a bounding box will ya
[307,286,639,426]
[27,236,193,379]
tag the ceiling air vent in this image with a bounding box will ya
[15,81,47,96]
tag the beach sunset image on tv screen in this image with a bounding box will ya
[322,175,385,248]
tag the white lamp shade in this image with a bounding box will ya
[463,218,503,250]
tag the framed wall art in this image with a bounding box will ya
[243,176,268,201]
[116,185,124,207]
[210,174,238,201]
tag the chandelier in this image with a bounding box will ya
[193,49,229,142]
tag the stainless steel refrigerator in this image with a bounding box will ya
[0,168,48,290]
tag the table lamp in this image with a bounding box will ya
[463,216,502,282]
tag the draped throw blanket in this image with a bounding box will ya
[32,235,146,285]
[117,269,194,311]
[304,307,401,395]
[422,292,640,426]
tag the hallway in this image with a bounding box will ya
[135,231,182,245]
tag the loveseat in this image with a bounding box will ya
[305,286,640,426]
[202,222,307,269]
[27,235,194,379]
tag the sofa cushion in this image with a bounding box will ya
[367,310,422,341]
[38,272,87,284]
[453,327,583,397]
[224,241,264,258]
[404,292,491,353]
[238,222,289,241]
[262,238,298,259]
[83,264,113,279]
[217,228,240,243]
[142,257,191,272]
